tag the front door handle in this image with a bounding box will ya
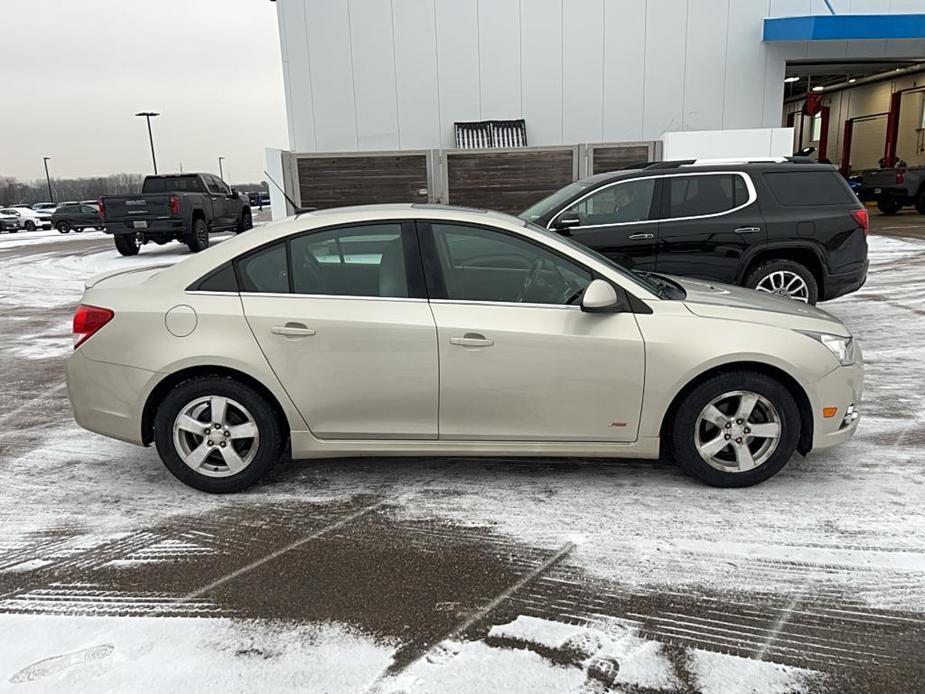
[271,322,316,337]
[449,332,494,348]
[628,233,655,240]
[734,226,762,234]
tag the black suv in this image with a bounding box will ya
[520,159,869,304]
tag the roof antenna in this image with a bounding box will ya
[263,170,316,214]
[822,0,836,15]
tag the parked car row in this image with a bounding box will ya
[0,206,52,232]
[0,201,104,233]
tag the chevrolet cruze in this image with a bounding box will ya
[66,204,863,493]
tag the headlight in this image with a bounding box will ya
[796,331,856,366]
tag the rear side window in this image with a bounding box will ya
[763,171,855,206]
[238,242,289,293]
[196,264,238,292]
[142,176,206,194]
[666,174,749,218]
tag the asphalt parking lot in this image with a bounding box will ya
[0,210,923,693]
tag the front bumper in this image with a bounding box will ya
[810,359,864,451]
[66,350,156,446]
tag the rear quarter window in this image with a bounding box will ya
[763,171,855,206]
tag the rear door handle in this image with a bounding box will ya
[449,332,494,348]
[628,233,655,240]
[271,323,315,337]
[734,226,762,234]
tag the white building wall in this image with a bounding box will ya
[276,0,925,153]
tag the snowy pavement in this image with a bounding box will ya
[0,231,923,693]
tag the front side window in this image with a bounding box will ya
[289,224,409,298]
[430,223,592,305]
[559,178,656,227]
[666,174,748,219]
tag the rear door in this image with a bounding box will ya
[655,172,765,283]
[547,177,660,272]
[238,221,439,439]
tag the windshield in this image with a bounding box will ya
[519,180,594,223]
[522,220,666,297]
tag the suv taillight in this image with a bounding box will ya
[896,168,906,184]
[73,304,114,349]
[97,196,105,219]
[851,208,869,235]
[169,195,180,215]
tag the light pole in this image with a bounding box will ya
[42,156,54,202]
[135,111,160,174]
[218,156,225,181]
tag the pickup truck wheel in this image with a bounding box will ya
[745,259,818,305]
[877,197,902,215]
[236,209,252,233]
[56,221,70,234]
[915,190,925,215]
[187,217,210,253]
[114,234,141,256]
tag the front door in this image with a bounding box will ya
[655,172,767,283]
[239,222,439,439]
[549,176,660,272]
[420,221,646,442]
[205,175,233,228]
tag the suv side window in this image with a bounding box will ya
[763,171,854,206]
[429,223,592,305]
[560,178,656,227]
[289,223,409,298]
[666,174,748,219]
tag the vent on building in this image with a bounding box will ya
[455,119,528,149]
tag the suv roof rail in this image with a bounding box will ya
[686,157,789,166]
[642,160,696,169]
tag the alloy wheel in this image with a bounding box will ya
[172,396,260,478]
[754,270,809,303]
[694,391,781,472]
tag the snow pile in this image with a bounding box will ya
[688,649,821,694]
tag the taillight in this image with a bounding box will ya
[169,195,180,215]
[851,208,869,235]
[896,168,906,184]
[73,304,114,349]
[97,196,105,219]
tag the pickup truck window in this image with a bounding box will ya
[205,176,226,195]
[142,176,206,194]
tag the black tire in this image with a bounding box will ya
[744,259,819,305]
[236,209,253,233]
[24,220,35,232]
[114,234,141,256]
[668,370,801,488]
[915,190,925,215]
[153,376,284,493]
[187,217,209,253]
[877,197,902,215]
[56,221,70,234]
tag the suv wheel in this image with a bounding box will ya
[668,371,800,487]
[114,234,141,256]
[24,220,35,232]
[745,260,818,305]
[153,376,284,493]
[56,221,70,234]
[877,197,902,215]
[187,217,210,253]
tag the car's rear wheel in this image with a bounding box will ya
[24,220,35,232]
[153,376,284,493]
[187,217,209,253]
[669,371,801,487]
[114,234,141,256]
[745,259,818,305]
[877,197,902,215]
[56,221,70,234]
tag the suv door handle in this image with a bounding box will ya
[449,333,494,348]
[628,233,655,240]
[271,323,315,337]
[734,226,762,234]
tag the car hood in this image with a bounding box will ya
[671,276,850,336]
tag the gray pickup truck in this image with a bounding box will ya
[857,164,925,215]
[100,173,253,256]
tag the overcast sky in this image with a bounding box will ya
[1,0,288,184]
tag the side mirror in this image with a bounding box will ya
[581,279,622,313]
[552,215,581,233]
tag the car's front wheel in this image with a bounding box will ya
[153,376,284,493]
[668,371,801,487]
